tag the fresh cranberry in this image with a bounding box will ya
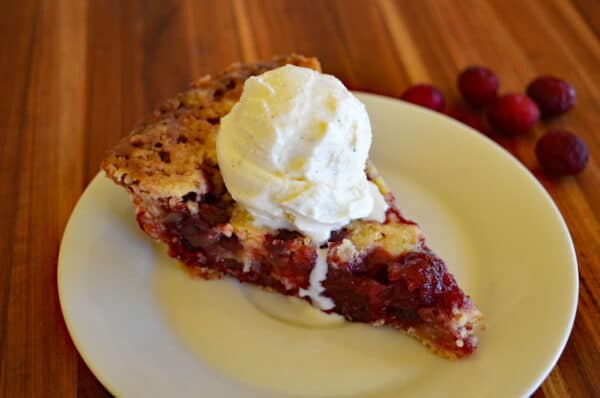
[445,106,488,134]
[400,84,445,112]
[535,130,589,176]
[487,93,540,135]
[526,76,576,117]
[458,66,499,107]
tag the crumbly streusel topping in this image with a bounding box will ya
[101,54,321,201]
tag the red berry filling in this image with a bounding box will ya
[150,193,476,357]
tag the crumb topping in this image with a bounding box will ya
[346,221,422,256]
[102,54,321,202]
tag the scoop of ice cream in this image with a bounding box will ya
[216,64,386,244]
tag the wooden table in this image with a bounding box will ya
[1,0,598,396]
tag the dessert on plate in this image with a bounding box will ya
[101,54,483,359]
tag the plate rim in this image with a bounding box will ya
[58,91,579,398]
[58,172,122,397]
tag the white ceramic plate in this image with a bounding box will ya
[59,93,578,398]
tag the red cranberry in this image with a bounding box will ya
[458,66,499,107]
[445,107,489,135]
[526,76,576,117]
[487,93,540,135]
[535,130,588,176]
[401,84,445,112]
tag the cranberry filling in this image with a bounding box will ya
[155,204,472,353]
[136,176,474,357]
[324,247,475,356]
[324,270,390,323]
[263,231,315,291]
[324,249,464,320]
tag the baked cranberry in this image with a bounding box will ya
[487,93,540,135]
[535,130,589,176]
[324,270,389,322]
[526,76,576,117]
[458,66,499,107]
[400,84,445,112]
[388,251,454,307]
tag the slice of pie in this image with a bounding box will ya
[101,54,482,359]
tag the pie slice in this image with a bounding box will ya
[101,54,483,359]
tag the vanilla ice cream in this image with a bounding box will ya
[217,64,387,244]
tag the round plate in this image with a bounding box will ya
[59,92,578,397]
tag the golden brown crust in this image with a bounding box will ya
[408,306,484,360]
[101,54,321,202]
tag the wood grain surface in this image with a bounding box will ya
[1,0,598,397]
